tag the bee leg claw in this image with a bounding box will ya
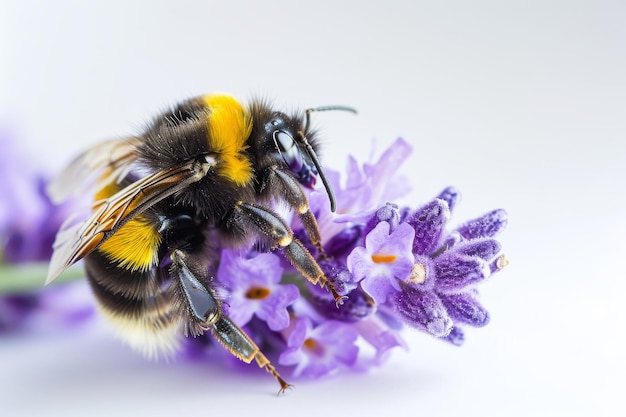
[330,288,348,307]
[254,352,292,395]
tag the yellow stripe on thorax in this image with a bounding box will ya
[201,94,254,186]
[95,181,162,271]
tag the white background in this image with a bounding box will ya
[1,1,625,416]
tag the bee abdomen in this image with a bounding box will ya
[85,251,181,359]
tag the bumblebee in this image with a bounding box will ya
[46,94,354,392]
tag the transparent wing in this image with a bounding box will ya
[47,137,140,204]
[46,160,211,284]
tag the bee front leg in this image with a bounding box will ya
[261,166,323,253]
[169,250,291,393]
[232,202,347,306]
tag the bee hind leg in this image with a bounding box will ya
[213,315,293,394]
[169,249,291,393]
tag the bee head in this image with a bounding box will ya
[257,103,357,213]
[265,113,319,189]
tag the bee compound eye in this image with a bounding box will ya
[273,131,304,173]
[274,131,295,153]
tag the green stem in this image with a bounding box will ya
[0,263,84,294]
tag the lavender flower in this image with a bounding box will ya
[348,222,416,304]
[0,130,93,332]
[0,281,93,333]
[216,250,299,331]
[0,131,75,263]
[277,138,508,368]
[308,138,414,240]
[179,137,508,378]
[279,317,359,378]
[342,189,508,343]
[1,130,509,382]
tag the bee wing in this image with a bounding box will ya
[47,138,140,204]
[46,160,211,284]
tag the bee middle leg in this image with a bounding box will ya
[231,201,346,305]
[169,249,291,393]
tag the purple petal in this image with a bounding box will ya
[1,282,94,333]
[308,259,357,297]
[442,326,465,346]
[279,318,359,378]
[439,231,462,253]
[434,253,489,292]
[362,138,413,203]
[344,155,364,189]
[456,209,508,239]
[0,294,39,332]
[285,317,308,347]
[215,250,296,330]
[346,246,374,282]
[359,271,399,305]
[349,222,416,304]
[2,176,76,263]
[436,186,461,213]
[328,138,413,216]
[438,291,490,327]
[373,223,416,281]
[224,298,257,328]
[371,222,414,254]
[347,222,415,283]
[455,238,502,262]
[353,318,406,367]
[313,321,359,365]
[279,318,308,367]
[405,199,450,255]
[391,285,452,337]
[323,225,363,259]
[363,203,401,236]
[256,284,299,331]
[216,250,283,289]
[310,287,375,322]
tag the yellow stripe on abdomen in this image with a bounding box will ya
[95,181,162,271]
[99,216,162,271]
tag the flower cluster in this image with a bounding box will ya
[0,130,94,333]
[1,131,508,381]
[0,133,64,264]
[189,138,509,378]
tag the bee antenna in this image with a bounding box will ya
[301,140,337,212]
[304,105,357,133]
[303,105,357,213]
